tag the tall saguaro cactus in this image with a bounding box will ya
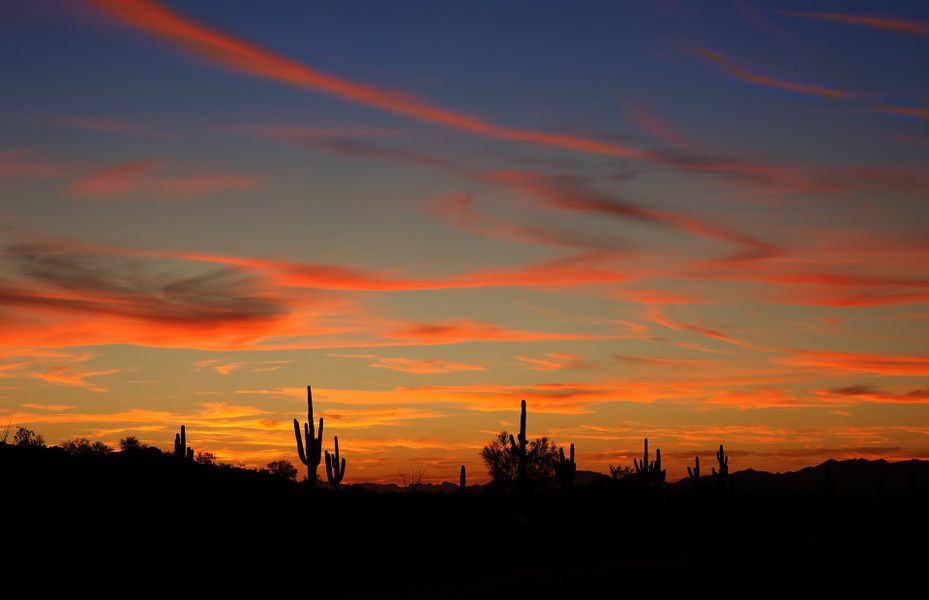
[634,437,650,486]
[687,455,701,489]
[712,444,729,492]
[174,425,193,462]
[633,438,666,487]
[555,443,577,490]
[459,465,467,493]
[294,385,324,487]
[325,436,346,491]
[508,400,537,495]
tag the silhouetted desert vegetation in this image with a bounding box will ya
[2,389,927,597]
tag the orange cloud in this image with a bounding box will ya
[778,352,929,376]
[67,159,262,200]
[368,357,485,375]
[90,0,655,160]
[31,365,119,392]
[695,49,850,99]
[516,353,583,372]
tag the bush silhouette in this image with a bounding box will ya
[60,438,113,455]
[119,436,149,452]
[195,450,217,465]
[12,426,44,447]
[480,432,559,488]
[265,459,298,480]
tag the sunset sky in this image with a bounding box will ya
[1,0,927,482]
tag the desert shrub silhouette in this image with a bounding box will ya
[60,438,113,455]
[118,436,149,452]
[266,459,298,480]
[12,426,44,447]
[195,450,216,465]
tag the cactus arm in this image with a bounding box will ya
[293,419,307,465]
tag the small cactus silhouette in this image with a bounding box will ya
[687,456,701,489]
[712,444,729,492]
[555,443,577,490]
[459,465,467,493]
[325,435,346,491]
[633,438,666,487]
[294,385,324,487]
[173,425,193,462]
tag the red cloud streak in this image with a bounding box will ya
[775,11,929,36]
[90,0,656,160]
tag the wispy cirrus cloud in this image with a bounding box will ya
[516,353,584,372]
[694,48,851,99]
[367,357,485,374]
[67,159,262,200]
[50,114,175,138]
[89,0,655,160]
[777,351,929,377]
[774,10,929,36]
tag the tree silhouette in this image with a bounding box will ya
[400,467,425,493]
[266,459,298,480]
[12,426,44,447]
[194,450,216,465]
[60,438,113,455]
[119,436,149,452]
[480,431,559,488]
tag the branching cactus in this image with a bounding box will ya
[651,447,666,486]
[507,400,538,495]
[555,443,577,490]
[633,438,666,487]
[293,385,324,487]
[712,444,729,492]
[633,437,651,486]
[459,465,467,494]
[173,425,193,462]
[687,456,701,489]
[325,435,346,491]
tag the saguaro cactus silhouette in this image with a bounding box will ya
[294,385,324,487]
[687,456,701,489]
[633,438,666,487]
[325,435,346,491]
[508,399,537,495]
[555,443,577,490]
[459,465,467,493]
[712,444,729,492]
[173,425,193,462]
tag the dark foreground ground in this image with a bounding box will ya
[3,444,927,598]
